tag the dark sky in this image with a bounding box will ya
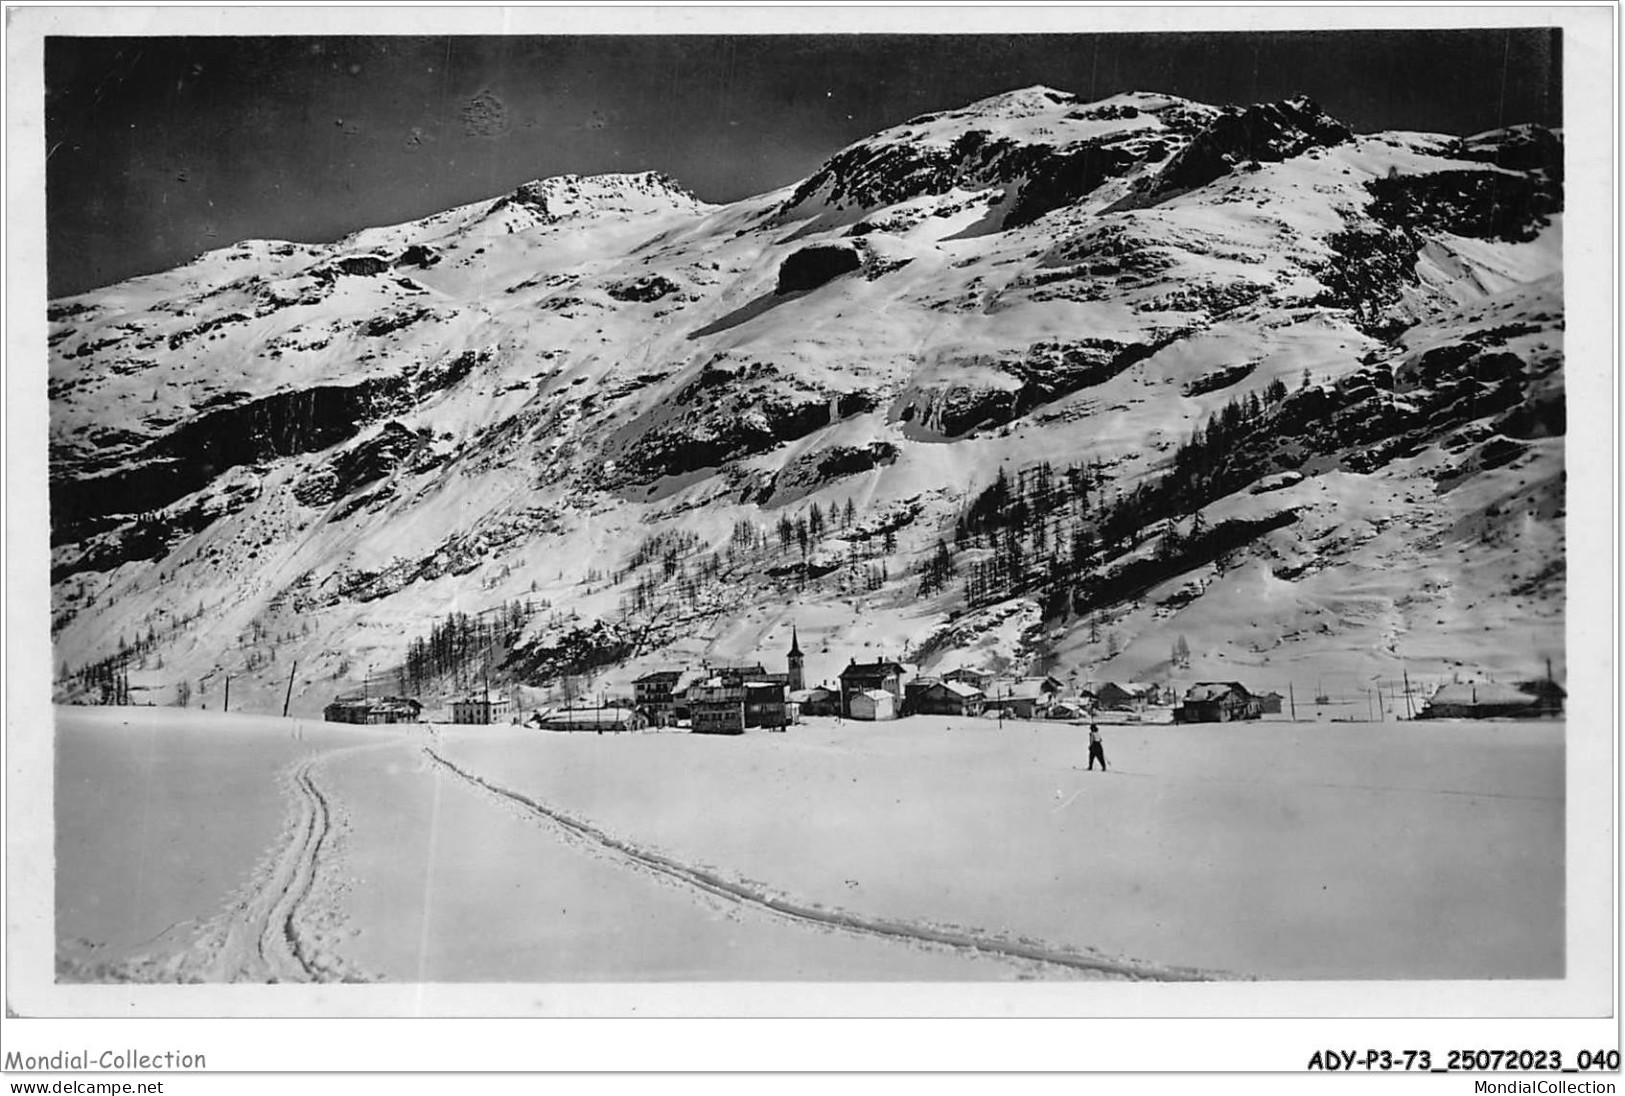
[44,29,1561,298]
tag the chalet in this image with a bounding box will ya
[790,685,840,717]
[688,677,746,735]
[530,707,647,732]
[1046,700,1090,721]
[743,680,789,729]
[1420,682,1544,720]
[633,670,684,723]
[1094,681,1155,711]
[849,688,898,721]
[324,695,423,725]
[904,678,984,717]
[983,677,1060,720]
[838,658,906,718]
[942,667,994,691]
[452,693,511,725]
[1259,691,1285,715]
[1173,682,1261,723]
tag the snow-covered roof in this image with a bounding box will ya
[940,681,984,699]
[327,695,420,710]
[1101,681,1154,696]
[856,689,896,702]
[673,669,708,692]
[991,678,1054,701]
[533,707,637,725]
[1427,683,1538,708]
[1185,682,1250,702]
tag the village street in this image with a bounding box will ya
[57,707,1563,983]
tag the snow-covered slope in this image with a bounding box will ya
[48,87,1565,714]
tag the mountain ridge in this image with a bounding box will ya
[48,85,1565,714]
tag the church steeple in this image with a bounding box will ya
[787,624,805,692]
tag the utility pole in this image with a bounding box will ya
[282,660,297,718]
[1402,667,1414,720]
[1288,681,1297,722]
[223,674,230,714]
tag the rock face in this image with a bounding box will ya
[776,244,863,293]
[1143,96,1352,199]
[291,421,428,509]
[45,84,1565,710]
[782,89,1213,230]
[898,338,1169,436]
[1366,169,1561,242]
[53,379,401,549]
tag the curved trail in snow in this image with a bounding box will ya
[198,748,372,983]
[424,746,1231,982]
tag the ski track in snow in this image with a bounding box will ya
[195,746,378,983]
[423,745,1235,982]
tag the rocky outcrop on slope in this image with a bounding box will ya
[780,90,1210,230]
[598,358,883,487]
[1314,125,1562,335]
[50,345,490,576]
[899,337,1171,436]
[776,244,863,293]
[1365,166,1561,243]
[606,273,683,302]
[1141,96,1352,201]
[52,379,403,549]
[484,171,703,227]
[748,440,900,504]
[291,421,431,508]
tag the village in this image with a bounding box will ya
[322,626,1566,732]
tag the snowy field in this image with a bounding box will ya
[55,706,1562,983]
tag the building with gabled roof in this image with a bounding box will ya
[983,676,1061,720]
[452,692,511,725]
[838,658,906,718]
[905,678,985,717]
[849,688,898,721]
[1094,681,1155,711]
[324,695,422,725]
[689,677,746,735]
[633,669,685,724]
[942,667,993,690]
[1173,682,1260,723]
[790,685,840,716]
[1420,682,1545,719]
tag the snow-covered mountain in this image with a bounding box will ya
[48,86,1565,714]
